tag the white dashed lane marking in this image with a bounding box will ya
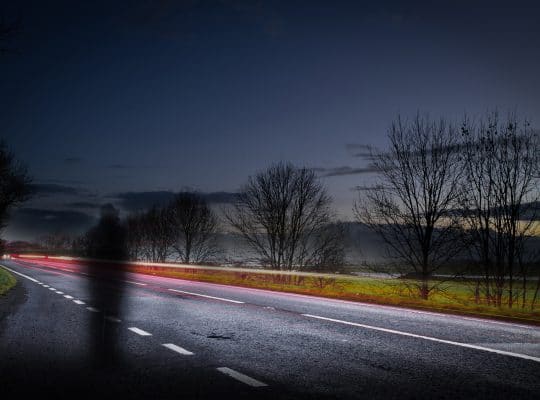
[73,300,85,305]
[86,307,100,312]
[216,367,268,387]
[128,327,152,336]
[64,295,74,299]
[105,316,122,323]
[162,343,194,355]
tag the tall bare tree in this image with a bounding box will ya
[460,112,540,308]
[355,115,463,299]
[129,206,175,263]
[169,192,219,264]
[0,141,32,232]
[226,162,344,271]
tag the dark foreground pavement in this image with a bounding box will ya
[1,259,539,399]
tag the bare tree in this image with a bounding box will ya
[125,206,176,263]
[226,162,343,271]
[38,232,74,255]
[168,192,219,264]
[0,141,32,232]
[460,112,540,308]
[125,211,146,260]
[355,115,463,299]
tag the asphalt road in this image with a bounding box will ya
[1,259,539,400]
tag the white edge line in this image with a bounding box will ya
[216,367,267,387]
[162,343,194,355]
[128,327,152,336]
[168,288,244,304]
[6,263,534,332]
[302,314,540,363]
[0,265,39,282]
[141,272,537,330]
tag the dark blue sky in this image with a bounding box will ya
[2,0,540,240]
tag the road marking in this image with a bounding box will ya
[216,367,268,387]
[128,327,152,336]
[56,291,64,294]
[105,316,122,323]
[0,265,40,283]
[86,307,100,312]
[64,295,74,299]
[302,314,540,363]
[162,343,194,355]
[43,285,50,288]
[124,280,147,286]
[73,300,85,305]
[49,287,56,291]
[168,288,244,304]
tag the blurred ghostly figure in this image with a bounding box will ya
[86,204,128,261]
[85,204,127,367]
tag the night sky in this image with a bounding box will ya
[2,0,540,240]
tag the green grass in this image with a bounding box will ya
[0,266,16,296]
[125,264,540,324]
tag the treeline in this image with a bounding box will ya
[125,192,218,263]
[38,179,346,273]
[355,111,540,308]
[66,193,220,265]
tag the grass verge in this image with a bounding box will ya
[0,266,16,296]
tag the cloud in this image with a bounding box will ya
[114,190,239,212]
[114,191,177,211]
[6,208,96,240]
[30,183,84,196]
[314,165,380,177]
[65,201,100,209]
[449,201,540,221]
[201,191,239,204]
[351,184,387,191]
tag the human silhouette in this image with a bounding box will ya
[84,204,128,367]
